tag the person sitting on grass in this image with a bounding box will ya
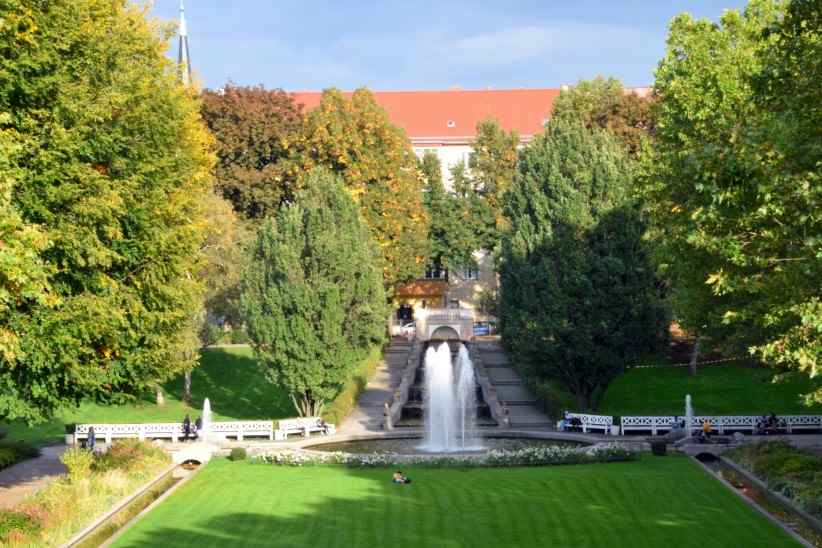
[392,470,411,484]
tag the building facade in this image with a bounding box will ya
[291,87,647,331]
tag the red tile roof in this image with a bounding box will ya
[291,88,562,144]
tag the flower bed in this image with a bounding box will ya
[0,439,170,546]
[253,443,638,468]
[725,441,822,522]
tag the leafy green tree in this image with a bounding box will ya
[501,119,667,408]
[0,0,213,422]
[643,0,820,400]
[420,152,477,270]
[468,119,519,237]
[200,84,303,220]
[240,171,387,417]
[551,77,655,156]
[295,88,429,290]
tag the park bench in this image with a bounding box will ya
[557,413,614,434]
[275,418,335,440]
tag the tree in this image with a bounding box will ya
[551,77,655,156]
[240,171,387,417]
[420,152,477,270]
[295,88,429,290]
[500,119,667,408]
[0,0,213,422]
[468,119,519,239]
[200,84,303,220]
[642,0,820,400]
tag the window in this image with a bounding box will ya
[424,265,447,280]
[462,267,479,280]
[449,299,460,309]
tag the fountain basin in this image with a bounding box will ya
[305,435,589,455]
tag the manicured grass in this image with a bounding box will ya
[2,347,292,447]
[599,362,822,416]
[112,456,797,548]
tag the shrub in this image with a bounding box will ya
[60,448,94,482]
[229,328,250,344]
[0,441,40,471]
[95,439,167,472]
[0,509,42,543]
[229,448,247,461]
[651,441,667,456]
[323,345,383,426]
[727,441,822,520]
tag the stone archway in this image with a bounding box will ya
[430,325,460,340]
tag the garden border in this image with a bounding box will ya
[719,455,822,535]
[98,462,206,548]
[690,456,812,547]
[62,461,178,548]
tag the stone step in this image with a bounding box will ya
[495,385,537,402]
[486,368,523,383]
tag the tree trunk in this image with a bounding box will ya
[155,384,165,406]
[689,336,701,376]
[183,370,192,404]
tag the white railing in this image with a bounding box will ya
[74,420,275,444]
[419,308,474,321]
[620,415,822,435]
[74,418,340,444]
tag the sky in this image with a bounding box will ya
[145,1,749,92]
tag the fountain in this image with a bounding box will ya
[456,344,481,450]
[685,394,693,438]
[419,342,484,452]
[201,397,212,443]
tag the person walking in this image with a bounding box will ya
[87,426,96,452]
[183,414,192,442]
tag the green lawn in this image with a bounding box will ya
[599,363,822,416]
[1,347,292,447]
[112,456,797,548]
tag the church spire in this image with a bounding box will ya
[177,0,192,86]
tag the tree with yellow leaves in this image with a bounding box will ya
[294,88,429,290]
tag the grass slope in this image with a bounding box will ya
[599,363,822,416]
[112,457,796,548]
[3,347,292,447]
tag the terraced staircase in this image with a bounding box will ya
[474,341,554,429]
[340,338,412,434]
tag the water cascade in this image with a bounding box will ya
[201,397,212,443]
[456,345,481,450]
[685,394,693,438]
[420,342,484,452]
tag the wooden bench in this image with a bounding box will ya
[557,413,614,434]
[275,418,335,440]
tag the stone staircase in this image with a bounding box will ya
[340,338,412,434]
[474,341,554,429]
